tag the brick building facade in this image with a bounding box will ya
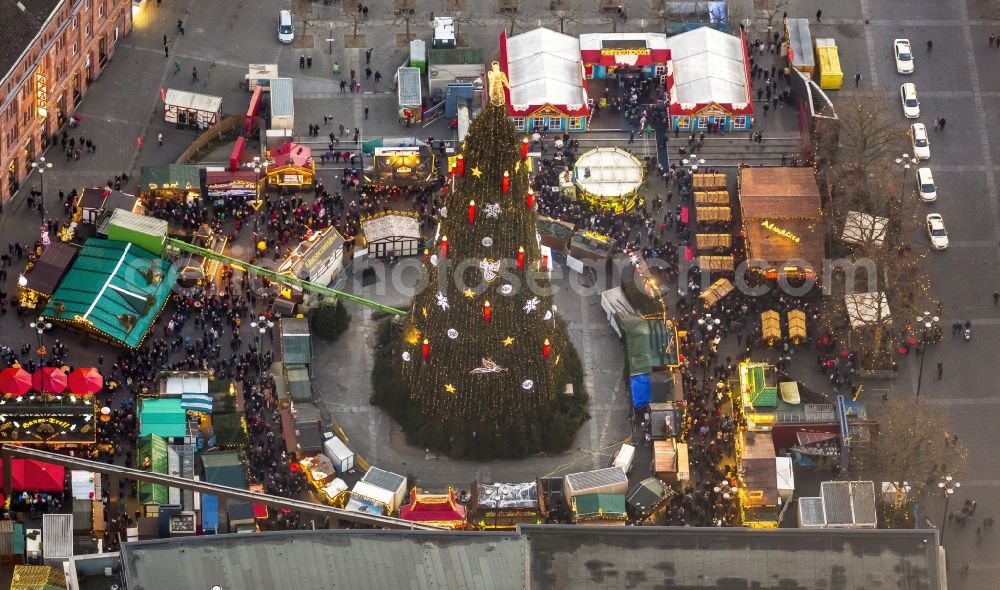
[0,0,133,206]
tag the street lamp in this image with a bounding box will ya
[250,315,274,374]
[30,156,53,219]
[714,480,734,500]
[938,475,960,542]
[682,154,706,173]
[914,311,939,400]
[29,317,53,359]
[894,154,918,202]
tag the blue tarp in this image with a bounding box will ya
[202,494,219,533]
[630,374,652,409]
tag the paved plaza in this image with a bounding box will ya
[2,0,1000,586]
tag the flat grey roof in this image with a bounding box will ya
[117,525,942,590]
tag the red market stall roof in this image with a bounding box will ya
[579,33,670,67]
[398,488,467,529]
[666,27,753,116]
[229,136,246,172]
[245,85,263,135]
[269,142,314,169]
[499,29,590,117]
[0,459,66,492]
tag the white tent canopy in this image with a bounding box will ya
[505,28,586,108]
[844,292,890,328]
[574,148,644,197]
[665,27,749,106]
[841,211,888,246]
[164,89,222,115]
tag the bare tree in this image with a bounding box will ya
[551,7,583,34]
[853,397,966,528]
[595,0,629,33]
[449,10,483,45]
[393,8,420,44]
[835,91,908,175]
[754,0,790,39]
[344,10,366,45]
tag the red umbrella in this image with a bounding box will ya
[0,367,32,396]
[32,367,67,394]
[67,367,103,395]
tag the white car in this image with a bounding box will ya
[926,213,949,249]
[894,39,914,74]
[900,83,920,118]
[911,123,930,160]
[917,167,937,202]
[278,10,294,44]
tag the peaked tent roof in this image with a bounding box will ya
[137,434,170,505]
[665,27,750,106]
[503,28,587,110]
[620,315,676,376]
[40,238,179,348]
[399,488,467,528]
[23,243,78,296]
[573,493,627,521]
[10,565,67,590]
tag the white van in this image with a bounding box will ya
[278,10,294,44]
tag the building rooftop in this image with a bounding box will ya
[116,526,943,590]
[0,0,60,87]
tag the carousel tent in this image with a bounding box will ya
[573,148,644,200]
[361,212,421,258]
[22,243,78,297]
[40,239,179,349]
[841,211,888,247]
[844,292,890,329]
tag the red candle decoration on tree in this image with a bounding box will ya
[526,188,535,209]
[422,338,430,360]
[543,338,551,359]
[468,200,476,224]
[423,248,430,263]
[441,235,448,258]
[517,245,525,270]
[449,160,456,175]
[456,154,465,176]
[483,300,492,324]
[521,137,529,160]
[502,171,510,193]
[541,254,549,271]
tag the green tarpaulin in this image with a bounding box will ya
[139,398,188,438]
[573,493,627,522]
[40,238,179,349]
[202,451,248,490]
[139,165,201,192]
[619,315,677,376]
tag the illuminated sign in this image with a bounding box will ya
[600,48,651,56]
[760,220,801,243]
[35,73,47,118]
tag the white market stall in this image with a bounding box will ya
[361,212,421,259]
[163,88,222,129]
[574,147,644,213]
[841,211,888,247]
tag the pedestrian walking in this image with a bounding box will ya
[365,67,372,80]
[763,103,770,117]
[163,35,168,46]
[174,60,181,73]
[991,33,995,47]
[374,70,382,83]
[364,106,369,119]
[164,45,169,58]
[937,362,943,379]
[157,133,163,146]
[934,117,940,129]
[136,136,142,151]
[192,67,198,82]
[365,48,373,64]
[177,20,184,35]
[855,72,862,87]
[815,9,822,21]
[939,117,946,130]
[927,40,933,51]
[993,291,999,305]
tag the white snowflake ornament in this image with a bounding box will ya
[435,291,450,311]
[523,297,540,313]
[402,351,412,362]
[499,284,513,295]
[484,203,501,218]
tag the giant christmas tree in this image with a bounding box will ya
[373,77,588,459]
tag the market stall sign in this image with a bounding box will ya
[600,48,651,56]
[761,220,801,243]
[0,405,96,444]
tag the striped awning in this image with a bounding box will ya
[181,392,213,413]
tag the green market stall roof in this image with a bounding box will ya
[140,165,202,193]
[137,434,169,505]
[618,315,678,376]
[572,493,627,523]
[202,451,248,489]
[40,239,179,348]
[139,398,188,438]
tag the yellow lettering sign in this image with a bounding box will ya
[761,220,801,243]
[600,48,652,56]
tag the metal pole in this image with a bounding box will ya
[915,338,926,400]
[940,494,951,542]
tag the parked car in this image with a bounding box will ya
[278,10,295,44]
[917,167,937,202]
[926,213,949,249]
[911,123,930,160]
[900,83,920,118]
[895,39,914,74]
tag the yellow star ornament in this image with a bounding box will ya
[471,166,483,177]
[502,336,515,346]
[444,383,457,394]
[463,288,475,298]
